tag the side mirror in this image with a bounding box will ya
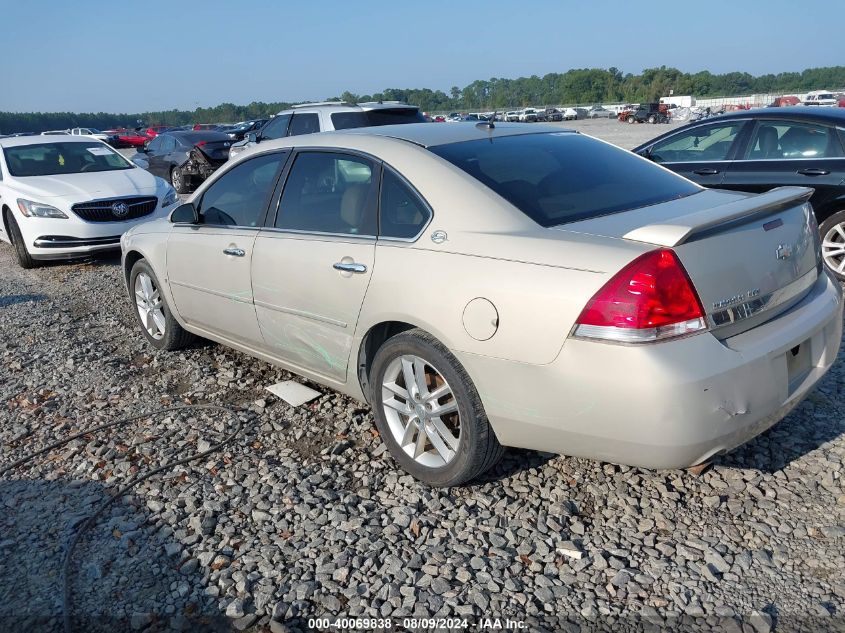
[245,131,258,143]
[170,202,199,224]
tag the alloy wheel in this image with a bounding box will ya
[171,168,181,189]
[381,355,461,468]
[822,221,845,275]
[134,272,166,340]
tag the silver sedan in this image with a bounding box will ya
[121,123,843,486]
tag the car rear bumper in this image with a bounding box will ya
[461,270,843,469]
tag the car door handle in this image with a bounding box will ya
[797,168,830,176]
[223,247,245,257]
[333,262,367,274]
[693,168,720,175]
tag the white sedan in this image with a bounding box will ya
[0,135,178,268]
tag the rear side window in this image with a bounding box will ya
[379,168,431,239]
[331,109,426,130]
[430,133,700,227]
[745,121,843,160]
[288,113,320,136]
[275,152,377,235]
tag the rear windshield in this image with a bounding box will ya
[429,133,701,227]
[3,142,133,177]
[331,108,426,130]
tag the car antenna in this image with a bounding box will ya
[476,111,495,130]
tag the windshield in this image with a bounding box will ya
[330,108,425,129]
[3,142,134,176]
[430,133,700,227]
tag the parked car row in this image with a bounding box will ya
[3,109,844,486]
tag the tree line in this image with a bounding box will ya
[3,65,844,134]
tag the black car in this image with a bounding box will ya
[633,107,845,277]
[139,131,233,193]
[627,103,670,124]
[222,119,268,141]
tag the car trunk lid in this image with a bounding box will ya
[560,186,821,339]
[195,140,231,162]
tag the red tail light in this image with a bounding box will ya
[573,249,707,343]
[195,141,207,147]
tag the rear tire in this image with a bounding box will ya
[5,210,37,269]
[648,114,657,124]
[370,328,504,487]
[129,259,195,350]
[171,166,190,194]
[819,210,845,279]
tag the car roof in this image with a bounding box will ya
[276,101,419,115]
[0,134,101,148]
[168,131,231,141]
[714,106,845,122]
[334,122,575,148]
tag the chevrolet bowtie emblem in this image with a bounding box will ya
[776,244,793,260]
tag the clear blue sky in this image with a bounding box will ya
[1,0,842,113]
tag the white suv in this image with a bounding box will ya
[228,101,424,159]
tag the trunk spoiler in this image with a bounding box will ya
[623,187,814,247]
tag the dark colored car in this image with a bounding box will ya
[633,107,845,277]
[625,103,670,124]
[222,119,268,141]
[545,108,563,122]
[139,131,233,193]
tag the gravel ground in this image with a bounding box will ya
[2,134,845,633]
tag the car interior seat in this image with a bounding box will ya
[756,126,781,159]
[339,184,370,234]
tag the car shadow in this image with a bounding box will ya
[713,371,844,473]
[474,448,556,484]
[0,293,47,308]
[0,477,233,632]
[35,251,122,270]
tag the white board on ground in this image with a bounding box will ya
[265,380,321,406]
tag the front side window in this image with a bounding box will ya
[275,151,377,235]
[288,113,320,136]
[260,114,292,140]
[3,142,133,176]
[431,133,700,227]
[198,152,285,227]
[648,122,745,163]
[745,121,842,160]
[379,168,430,239]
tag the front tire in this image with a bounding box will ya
[627,115,635,124]
[370,329,503,486]
[129,259,195,350]
[5,210,36,269]
[820,210,845,279]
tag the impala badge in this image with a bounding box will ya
[776,244,793,260]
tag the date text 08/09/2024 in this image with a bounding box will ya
[307,617,527,630]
